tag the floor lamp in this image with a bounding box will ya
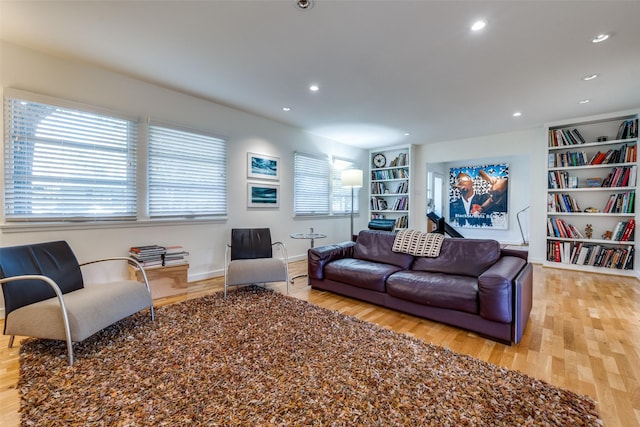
[341,169,363,240]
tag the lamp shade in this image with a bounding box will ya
[341,169,363,188]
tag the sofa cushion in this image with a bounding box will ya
[386,271,478,314]
[325,258,403,292]
[411,238,500,277]
[354,230,414,269]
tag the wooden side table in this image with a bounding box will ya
[128,263,189,289]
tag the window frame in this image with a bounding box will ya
[2,88,139,223]
[147,120,228,219]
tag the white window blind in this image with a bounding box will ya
[332,158,360,214]
[3,92,137,221]
[148,122,227,218]
[294,152,330,215]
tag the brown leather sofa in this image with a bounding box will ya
[308,230,533,344]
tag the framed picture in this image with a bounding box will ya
[248,152,279,180]
[248,183,279,208]
[449,163,509,229]
[586,177,602,187]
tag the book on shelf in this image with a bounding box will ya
[616,118,638,140]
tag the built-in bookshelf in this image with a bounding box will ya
[369,145,412,230]
[546,112,638,276]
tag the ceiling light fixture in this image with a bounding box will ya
[471,20,486,31]
[592,33,609,43]
[309,84,319,92]
[296,0,313,10]
[513,112,522,117]
[582,74,598,81]
[282,107,291,111]
[579,99,591,104]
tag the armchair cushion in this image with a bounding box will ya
[5,280,153,342]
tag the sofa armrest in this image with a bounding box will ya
[478,256,526,323]
[309,242,356,280]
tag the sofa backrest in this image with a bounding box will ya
[0,241,84,316]
[411,238,501,277]
[354,230,414,269]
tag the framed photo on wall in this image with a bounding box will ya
[248,152,279,181]
[449,163,509,229]
[248,183,279,208]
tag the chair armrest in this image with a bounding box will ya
[308,241,356,280]
[478,256,526,323]
[272,241,288,263]
[0,274,74,364]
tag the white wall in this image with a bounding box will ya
[0,42,369,308]
[412,128,548,264]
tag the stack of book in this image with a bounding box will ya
[129,245,165,267]
[162,245,190,266]
[129,245,190,268]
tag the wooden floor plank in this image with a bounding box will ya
[0,262,638,427]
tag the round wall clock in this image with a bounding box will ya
[373,153,386,168]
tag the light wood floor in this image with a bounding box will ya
[1,261,639,426]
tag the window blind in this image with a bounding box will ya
[332,158,360,214]
[148,123,227,218]
[3,94,137,221]
[294,152,330,215]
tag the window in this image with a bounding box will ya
[3,90,137,221]
[294,152,360,216]
[294,152,330,215]
[332,158,360,214]
[148,122,227,218]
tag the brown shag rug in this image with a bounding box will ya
[19,288,601,426]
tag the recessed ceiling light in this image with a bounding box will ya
[282,107,291,111]
[404,133,410,136]
[513,112,522,117]
[471,20,486,31]
[309,84,319,92]
[579,99,591,104]
[592,34,609,43]
[582,74,598,81]
[296,0,313,10]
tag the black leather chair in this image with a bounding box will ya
[368,219,397,232]
[0,241,154,365]
[224,228,289,298]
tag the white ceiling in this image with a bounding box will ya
[2,0,640,149]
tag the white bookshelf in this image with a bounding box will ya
[545,112,638,276]
[369,145,413,230]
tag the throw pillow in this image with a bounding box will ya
[392,229,445,257]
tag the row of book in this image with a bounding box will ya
[370,196,408,211]
[547,218,635,242]
[371,168,409,181]
[601,166,637,188]
[548,128,586,147]
[611,219,635,242]
[548,171,577,189]
[548,144,637,168]
[388,153,408,167]
[129,244,189,268]
[616,119,638,140]
[590,144,636,165]
[547,241,634,270]
[370,180,408,195]
[548,193,581,213]
[546,218,584,239]
[602,191,635,214]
